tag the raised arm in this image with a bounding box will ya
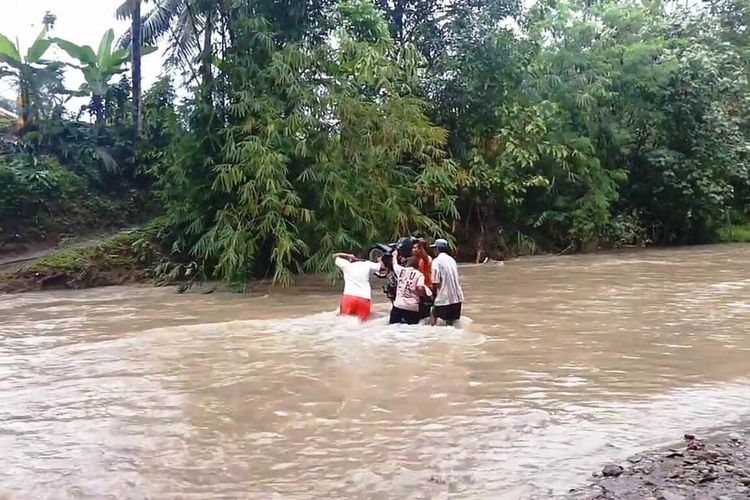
[332,252,356,261]
[391,250,403,274]
[333,253,356,270]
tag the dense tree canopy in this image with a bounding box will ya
[1,0,749,285]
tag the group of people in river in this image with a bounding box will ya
[332,237,464,326]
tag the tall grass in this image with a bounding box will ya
[718,223,750,243]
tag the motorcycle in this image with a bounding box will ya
[367,237,417,303]
[367,236,416,264]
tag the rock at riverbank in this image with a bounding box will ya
[568,431,750,500]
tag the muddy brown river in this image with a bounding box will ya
[1,245,750,499]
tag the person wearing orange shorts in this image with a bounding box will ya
[333,252,383,321]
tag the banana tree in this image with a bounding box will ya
[0,28,58,131]
[53,29,156,125]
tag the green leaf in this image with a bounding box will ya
[25,28,50,63]
[81,66,105,94]
[71,87,90,98]
[0,53,22,70]
[112,48,130,61]
[0,33,20,63]
[141,45,158,56]
[97,29,115,69]
[109,49,131,70]
[54,38,98,67]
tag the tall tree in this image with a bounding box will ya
[373,0,520,65]
[116,0,146,138]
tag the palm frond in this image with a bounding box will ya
[163,3,203,72]
[118,0,184,49]
[144,0,185,44]
[115,0,136,20]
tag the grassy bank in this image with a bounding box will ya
[718,223,750,243]
[3,220,748,295]
[0,226,171,293]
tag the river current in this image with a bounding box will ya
[1,245,749,498]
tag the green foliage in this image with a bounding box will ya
[116,0,203,72]
[0,146,157,245]
[4,0,750,291]
[425,0,750,250]
[605,214,651,248]
[154,0,456,285]
[53,29,156,124]
[141,76,180,154]
[0,29,51,66]
[0,15,163,256]
[23,228,162,273]
[146,0,750,286]
[601,10,750,244]
[0,28,61,128]
[718,223,750,243]
[0,155,86,237]
[24,245,90,273]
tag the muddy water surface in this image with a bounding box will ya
[1,245,750,498]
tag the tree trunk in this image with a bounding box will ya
[92,94,105,126]
[17,69,32,133]
[131,0,143,139]
[201,11,214,90]
[394,0,405,44]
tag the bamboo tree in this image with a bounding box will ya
[153,0,457,284]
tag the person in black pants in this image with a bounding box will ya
[429,238,464,326]
[389,255,429,325]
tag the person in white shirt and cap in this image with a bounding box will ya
[429,238,464,326]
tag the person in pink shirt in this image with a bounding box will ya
[388,255,430,325]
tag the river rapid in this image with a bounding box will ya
[1,245,749,499]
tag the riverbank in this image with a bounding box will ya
[0,228,169,294]
[1,230,748,294]
[718,223,750,244]
[568,430,750,499]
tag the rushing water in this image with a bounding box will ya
[1,245,750,499]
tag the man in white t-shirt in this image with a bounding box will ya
[389,256,430,325]
[429,238,464,326]
[333,252,382,321]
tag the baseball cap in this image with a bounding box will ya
[430,238,449,249]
